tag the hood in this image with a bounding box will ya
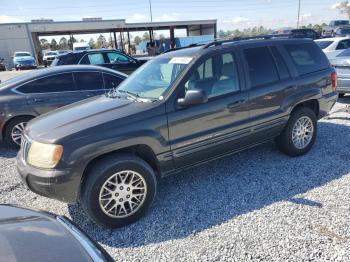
[14,56,35,62]
[26,95,161,143]
[0,205,93,262]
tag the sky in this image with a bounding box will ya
[0,0,346,41]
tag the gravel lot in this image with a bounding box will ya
[1,98,350,261]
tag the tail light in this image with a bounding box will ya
[331,72,337,91]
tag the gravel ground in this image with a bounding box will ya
[1,98,350,261]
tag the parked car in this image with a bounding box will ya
[73,42,90,51]
[0,204,113,262]
[0,65,126,147]
[315,37,350,59]
[43,50,58,67]
[0,58,6,71]
[329,48,350,97]
[322,20,350,37]
[333,26,350,37]
[17,38,337,228]
[289,29,320,40]
[51,49,146,75]
[12,51,37,70]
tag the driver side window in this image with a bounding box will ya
[107,52,130,64]
[185,52,240,98]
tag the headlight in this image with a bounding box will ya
[27,142,63,169]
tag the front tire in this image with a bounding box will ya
[4,116,33,148]
[81,154,157,228]
[276,107,317,157]
[338,93,345,98]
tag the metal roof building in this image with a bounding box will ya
[0,19,217,68]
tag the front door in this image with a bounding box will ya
[104,52,139,75]
[167,50,251,168]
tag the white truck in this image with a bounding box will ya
[322,20,350,38]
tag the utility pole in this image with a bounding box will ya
[149,0,153,22]
[297,0,301,28]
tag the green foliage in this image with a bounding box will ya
[96,34,107,48]
[334,1,350,19]
[58,37,68,50]
[88,38,96,49]
[142,32,150,41]
[134,36,142,45]
[50,39,58,50]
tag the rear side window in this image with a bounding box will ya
[80,53,105,65]
[315,41,333,49]
[284,43,329,76]
[270,47,291,80]
[244,47,279,88]
[103,73,124,89]
[17,73,75,93]
[74,72,103,90]
[52,54,77,66]
[106,52,130,64]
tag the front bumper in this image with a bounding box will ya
[16,152,80,203]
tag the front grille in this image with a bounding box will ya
[21,136,31,162]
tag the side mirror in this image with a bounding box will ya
[178,89,208,107]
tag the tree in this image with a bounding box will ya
[80,39,85,42]
[142,32,150,41]
[159,34,165,40]
[96,34,107,48]
[59,37,69,50]
[134,36,142,45]
[40,38,50,50]
[334,1,350,19]
[88,38,96,49]
[50,39,58,50]
[68,37,78,49]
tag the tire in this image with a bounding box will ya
[4,116,33,149]
[80,153,157,228]
[338,93,345,98]
[276,107,317,157]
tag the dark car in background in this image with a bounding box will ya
[0,65,126,147]
[17,38,337,228]
[0,204,113,262]
[329,48,350,97]
[289,29,320,40]
[51,49,146,75]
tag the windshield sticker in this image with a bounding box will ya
[169,57,193,64]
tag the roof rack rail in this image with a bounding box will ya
[203,34,277,48]
[162,43,204,54]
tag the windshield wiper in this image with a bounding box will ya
[117,89,140,100]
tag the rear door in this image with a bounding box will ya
[103,51,139,75]
[241,44,295,141]
[326,39,350,59]
[16,73,80,115]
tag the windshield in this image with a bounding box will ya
[335,20,349,26]
[116,57,190,100]
[315,41,333,49]
[337,48,350,57]
[15,52,31,57]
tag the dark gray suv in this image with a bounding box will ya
[17,38,337,228]
[0,65,126,147]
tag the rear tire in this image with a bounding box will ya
[276,107,317,157]
[80,153,157,228]
[4,116,33,149]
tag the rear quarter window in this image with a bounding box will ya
[284,43,329,76]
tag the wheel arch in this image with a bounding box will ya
[2,115,36,140]
[290,99,319,119]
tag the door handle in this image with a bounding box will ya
[227,99,246,109]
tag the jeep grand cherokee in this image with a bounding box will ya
[17,38,338,228]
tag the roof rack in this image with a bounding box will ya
[203,34,276,48]
[162,43,204,53]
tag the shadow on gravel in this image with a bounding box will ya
[68,121,350,248]
[0,145,18,159]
